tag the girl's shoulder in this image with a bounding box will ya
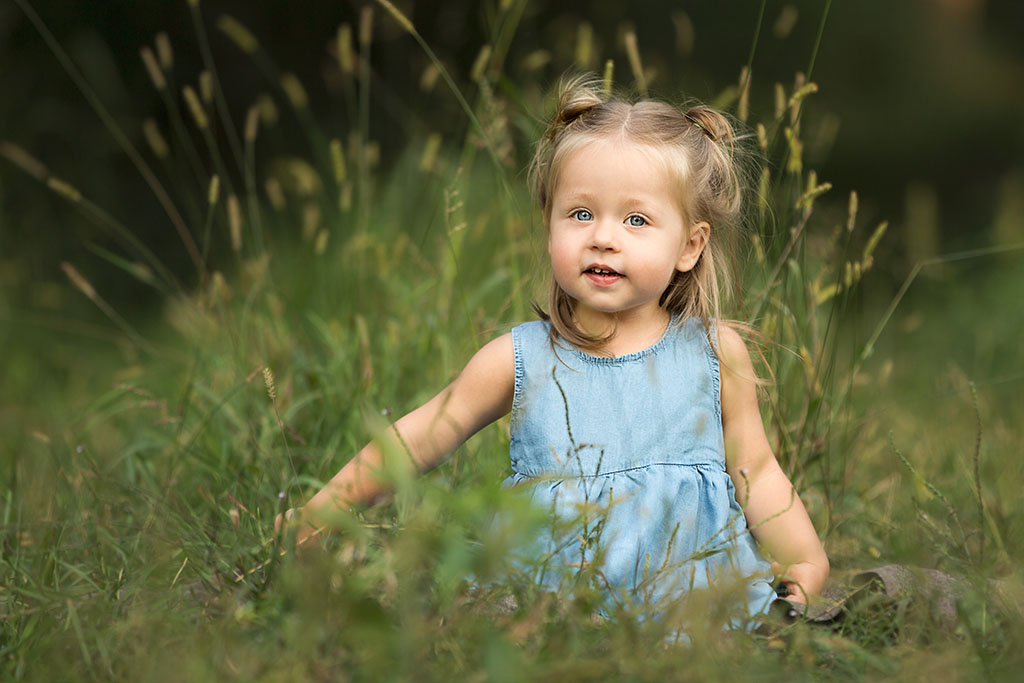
[710,322,757,371]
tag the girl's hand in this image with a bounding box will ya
[274,506,321,552]
[771,560,828,604]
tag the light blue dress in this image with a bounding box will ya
[503,317,776,623]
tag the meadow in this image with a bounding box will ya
[2,1,1024,680]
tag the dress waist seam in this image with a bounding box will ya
[511,461,724,479]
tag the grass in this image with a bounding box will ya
[2,1,1024,680]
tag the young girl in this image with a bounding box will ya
[277,77,829,622]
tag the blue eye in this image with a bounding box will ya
[627,215,647,227]
[572,209,593,221]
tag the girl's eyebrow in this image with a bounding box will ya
[558,190,598,203]
[558,191,661,208]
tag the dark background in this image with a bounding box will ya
[2,0,1022,313]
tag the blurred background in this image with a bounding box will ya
[2,0,1022,295]
[1,0,1022,461]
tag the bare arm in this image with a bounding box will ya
[718,326,829,601]
[280,333,515,538]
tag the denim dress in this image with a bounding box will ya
[504,317,776,622]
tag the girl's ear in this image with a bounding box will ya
[676,221,710,272]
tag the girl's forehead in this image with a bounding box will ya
[573,136,661,159]
[556,137,685,188]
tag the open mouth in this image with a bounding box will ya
[584,265,624,286]
[584,266,622,276]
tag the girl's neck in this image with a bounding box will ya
[574,306,672,357]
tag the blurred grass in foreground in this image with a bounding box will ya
[2,0,1024,679]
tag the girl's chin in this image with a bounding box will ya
[573,302,668,321]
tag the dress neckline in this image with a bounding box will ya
[562,314,683,364]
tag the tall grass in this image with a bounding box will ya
[2,1,1024,680]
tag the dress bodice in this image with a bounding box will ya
[510,317,724,478]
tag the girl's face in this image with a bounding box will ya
[547,138,707,330]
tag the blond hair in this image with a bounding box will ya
[528,75,751,352]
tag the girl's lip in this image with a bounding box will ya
[584,267,624,286]
[584,263,622,276]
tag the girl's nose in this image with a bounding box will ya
[590,220,619,250]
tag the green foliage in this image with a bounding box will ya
[2,1,1024,680]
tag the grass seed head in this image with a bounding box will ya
[302,203,320,241]
[330,139,347,182]
[419,63,440,91]
[142,119,169,159]
[738,66,751,122]
[155,32,173,69]
[470,45,492,83]
[244,106,260,143]
[199,70,214,103]
[376,0,413,34]
[575,22,595,69]
[784,127,802,174]
[208,174,221,206]
[280,73,308,109]
[521,49,550,72]
[774,5,799,39]
[218,15,259,54]
[0,141,48,179]
[757,168,771,212]
[263,367,276,401]
[602,59,614,97]
[183,85,208,129]
[672,11,695,54]
[140,47,166,91]
[340,183,353,211]
[256,93,278,127]
[61,262,97,300]
[623,30,646,97]
[364,140,380,169]
[774,83,786,120]
[47,177,82,202]
[863,221,888,264]
[791,72,806,126]
[359,6,374,46]
[227,195,243,251]
[337,24,355,75]
[788,81,819,110]
[265,178,286,210]
[419,133,441,173]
